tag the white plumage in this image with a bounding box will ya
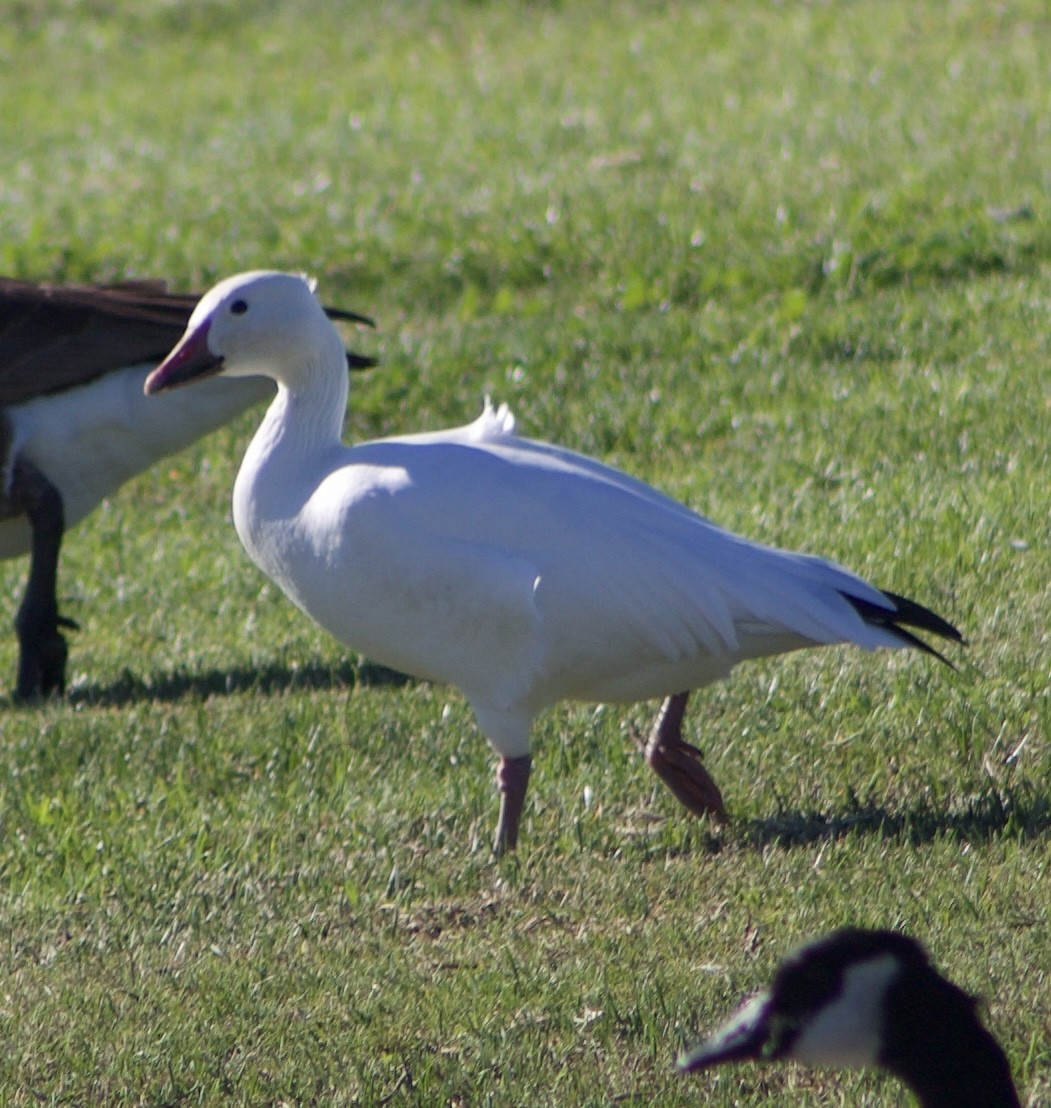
[145,271,961,852]
[0,276,369,699]
[0,365,270,559]
[0,277,275,699]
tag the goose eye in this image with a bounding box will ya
[231,299,249,315]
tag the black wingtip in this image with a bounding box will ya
[878,589,965,645]
[346,351,378,371]
[841,588,965,668]
[324,305,376,328]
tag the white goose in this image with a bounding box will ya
[679,928,1021,1107]
[145,271,962,853]
[0,276,372,699]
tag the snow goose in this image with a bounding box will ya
[0,276,373,699]
[679,928,1021,1107]
[145,270,962,854]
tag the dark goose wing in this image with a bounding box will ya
[0,278,197,406]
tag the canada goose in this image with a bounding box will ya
[679,928,1021,1107]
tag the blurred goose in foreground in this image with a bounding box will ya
[679,928,1021,1107]
[145,270,962,853]
[0,276,373,700]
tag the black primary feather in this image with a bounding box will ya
[840,588,964,668]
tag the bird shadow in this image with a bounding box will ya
[43,656,413,710]
[9,668,1049,856]
[735,783,1051,852]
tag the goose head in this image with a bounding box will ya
[144,271,374,395]
[679,928,1020,1107]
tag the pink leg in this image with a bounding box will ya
[644,692,728,822]
[493,754,532,855]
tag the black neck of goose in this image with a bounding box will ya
[881,970,1021,1108]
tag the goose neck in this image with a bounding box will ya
[884,977,1020,1108]
[269,352,349,452]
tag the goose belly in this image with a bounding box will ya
[0,368,271,559]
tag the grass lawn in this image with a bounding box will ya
[0,1,1048,1104]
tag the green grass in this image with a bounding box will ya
[0,1,1049,1104]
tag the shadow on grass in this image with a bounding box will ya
[742,783,1051,850]
[56,656,413,709]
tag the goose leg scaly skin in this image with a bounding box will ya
[493,753,532,855]
[11,458,75,700]
[645,691,728,822]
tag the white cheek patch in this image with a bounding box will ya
[789,955,899,1069]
